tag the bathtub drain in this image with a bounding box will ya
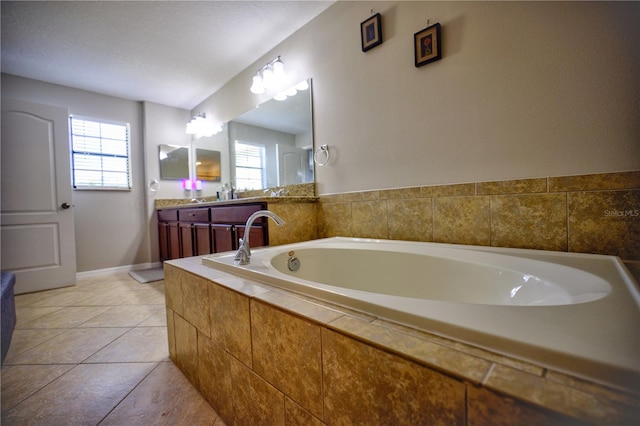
[287,256,300,272]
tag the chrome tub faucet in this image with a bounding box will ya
[234,210,285,265]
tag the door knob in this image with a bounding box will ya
[61,202,71,209]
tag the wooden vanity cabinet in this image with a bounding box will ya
[210,203,268,253]
[236,225,266,249]
[211,224,234,253]
[158,202,268,260]
[157,209,179,261]
[179,208,211,257]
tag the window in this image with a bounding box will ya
[235,141,266,190]
[70,116,131,189]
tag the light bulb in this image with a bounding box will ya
[285,87,298,97]
[274,92,287,101]
[250,74,265,94]
[273,58,286,82]
[295,80,309,91]
[262,66,274,89]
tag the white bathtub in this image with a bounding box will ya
[203,237,640,391]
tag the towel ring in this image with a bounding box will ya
[314,144,330,166]
[148,179,159,191]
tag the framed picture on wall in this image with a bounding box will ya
[414,22,442,67]
[361,13,382,52]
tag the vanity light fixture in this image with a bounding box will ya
[249,56,286,94]
[274,79,310,102]
[185,113,223,138]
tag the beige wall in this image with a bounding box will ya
[193,1,640,195]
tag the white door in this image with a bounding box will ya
[277,144,308,186]
[1,99,77,294]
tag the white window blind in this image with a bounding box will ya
[70,116,131,189]
[235,141,266,190]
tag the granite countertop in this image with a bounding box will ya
[155,196,318,210]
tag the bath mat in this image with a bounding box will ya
[129,267,164,284]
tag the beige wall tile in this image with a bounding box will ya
[255,290,344,325]
[343,190,379,201]
[491,193,568,251]
[484,364,637,424]
[318,193,344,203]
[208,282,253,367]
[477,178,547,195]
[329,316,491,384]
[422,183,475,197]
[164,264,184,315]
[173,313,199,387]
[268,203,318,245]
[285,398,324,426]
[251,301,323,418]
[318,202,351,237]
[181,273,211,337]
[467,385,578,426]
[550,171,640,192]
[198,332,234,422]
[351,200,388,239]
[166,308,176,361]
[379,187,421,200]
[229,355,285,425]
[322,328,465,425]
[387,198,433,241]
[568,190,640,260]
[433,196,491,245]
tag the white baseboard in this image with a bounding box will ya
[76,261,163,279]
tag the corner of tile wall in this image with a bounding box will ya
[318,171,640,261]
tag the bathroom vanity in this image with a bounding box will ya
[156,196,318,260]
[157,202,268,260]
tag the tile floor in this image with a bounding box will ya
[1,272,225,425]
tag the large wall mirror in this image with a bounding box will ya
[195,148,221,181]
[159,144,189,180]
[228,79,313,191]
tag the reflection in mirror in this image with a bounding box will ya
[159,144,189,180]
[195,149,221,181]
[229,79,313,191]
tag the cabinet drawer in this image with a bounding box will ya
[211,204,265,223]
[158,209,178,221]
[179,208,210,222]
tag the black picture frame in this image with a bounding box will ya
[361,13,382,52]
[414,22,442,67]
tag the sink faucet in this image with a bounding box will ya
[233,210,285,265]
[263,188,289,197]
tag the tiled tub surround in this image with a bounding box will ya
[165,258,639,425]
[202,237,639,391]
[318,171,640,262]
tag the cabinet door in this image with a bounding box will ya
[194,223,212,256]
[236,225,266,249]
[168,223,181,260]
[179,223,194,258]
[212,224,235,253]
[158,222,170,261]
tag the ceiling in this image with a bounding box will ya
[1,1,334,110]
